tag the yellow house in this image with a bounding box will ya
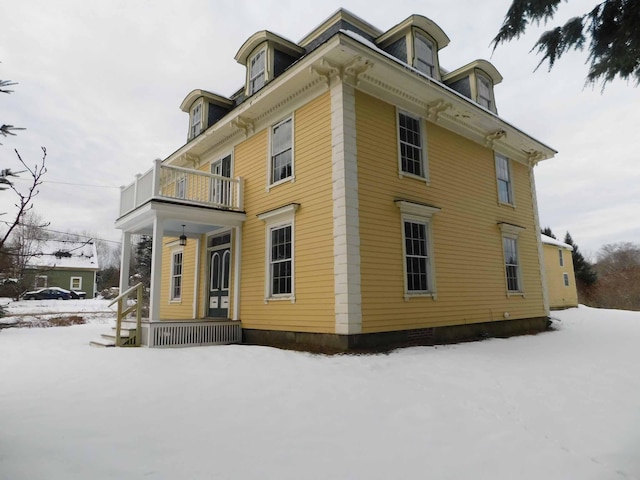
[541,234,578,309]
[113,9,557,349]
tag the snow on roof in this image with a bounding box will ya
[27,240,99,270]
[541,234,573,251]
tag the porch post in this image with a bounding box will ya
[119,231,132,295]
[232,225,242,321]
[149,216,165,323]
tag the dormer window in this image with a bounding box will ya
[476,73,493,110]
[249,49,266,95]
[235,31,304,98]
[190,102,202,138]
[414,31,435,77]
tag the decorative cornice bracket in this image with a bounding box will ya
[310,57,372,87]
[525,149,545,166]
[232,116,255,138]
[427,99,452,122]
[485,129,507,148]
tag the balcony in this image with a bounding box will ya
[118,159,244,218]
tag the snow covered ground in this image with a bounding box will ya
[0,303,638,480]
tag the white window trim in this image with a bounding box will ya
[563,272,570,287]
[70,276,82,291]
[558,248,564,267]
[169,247,184,303]
[396,200,439,300]
[499,223,525,296]
[258,203,299,303]
[35,275,48,288]
[495,153,515,207]
[267,115,295,190]
[176,175,187,199]
[248,46,267,96]
[189,100,203,140]
[396,109,429,184]
[210,152,234,206]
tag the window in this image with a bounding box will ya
[257,203,299,302]
[414,31,435,77]
[176,175,187,199]
[248,49,266,95]
[558,249,564,266]
[398,111,426,178]
[396,200,440,297]
[70,277,82,291]
[190,102,202,138]
[269,225,292,296]
[563,273,570,287]
[503,236,521,292]
[171,251,183,301]
[495,153,513,205]
[476,74,493,110]
[404,220,431,292]
[270,117,293,185]
[35,275,47,288]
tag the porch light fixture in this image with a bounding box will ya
[179,225,187,246]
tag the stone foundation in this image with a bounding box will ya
[242,317,550,353]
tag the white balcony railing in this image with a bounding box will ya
[119,159,244,217]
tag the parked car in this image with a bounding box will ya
[22,287,72,300]
[69,290,87,299]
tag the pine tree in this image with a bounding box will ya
[564,232,597,286]
[541,226,556,239]
[492,0,640,88]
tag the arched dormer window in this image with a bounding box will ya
[235,31,304,97]
[441,60,503,114]
[180,90,233,141]
[376,15,450,81]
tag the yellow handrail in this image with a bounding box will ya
[109,283,143,347]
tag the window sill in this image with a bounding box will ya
[264,295,296,304]
[404,292,437,301]
[169,299,182,304]
[498,200,516,209]
[506,292,525,298]
[399,172,430,185]
[267,176,295,191]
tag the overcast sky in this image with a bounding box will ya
[2,0,639,259]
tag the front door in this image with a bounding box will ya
[208,235,231,318]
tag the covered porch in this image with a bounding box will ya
[115,159,246,347]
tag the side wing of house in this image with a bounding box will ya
[542,238,578,309]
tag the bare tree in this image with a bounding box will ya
[0,148,48,251]
[592,242,640,311]
[3,211,50,300]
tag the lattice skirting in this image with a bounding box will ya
[143,321,241,348]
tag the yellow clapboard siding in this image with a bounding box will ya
[159,237,198,319]
[543,243,578,308]
[355,91,545,334]
[235,91,335,333]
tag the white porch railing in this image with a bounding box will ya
[149,320,242,348]
[119,159,244,217]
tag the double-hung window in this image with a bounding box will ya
[171,250,183,301]
[176,175,187,199]
[270,117,293,185]
[563,273,570,287]
[558,249,564,266]
[503,236,520,292]
[396,200,439,298]
[404,220,431,292]
[258,203,299,302]
[249,49,266,95]
[398,111,426,179]
[190,102,202,138]
[414,31,436,77]
[70,277,82,291]
[476,74,493,111]
[269,224,292,296]
[495,153,514,205]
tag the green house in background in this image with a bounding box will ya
[27,240,99,298]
